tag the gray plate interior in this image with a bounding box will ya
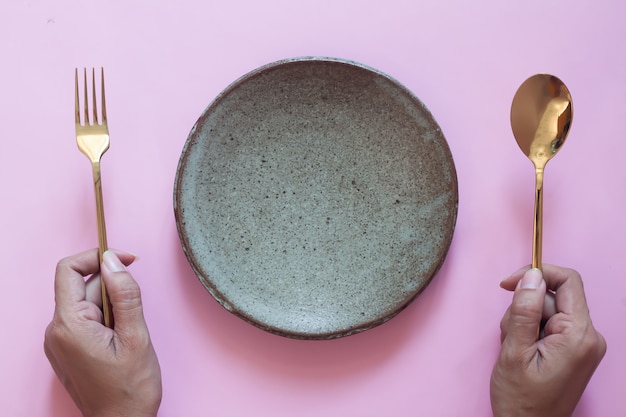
[174,57,458,339]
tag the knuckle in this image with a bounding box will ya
[111,276,144,312]
[117,279,142,302]
[596,332,608,358]
[55,256,73,274]
[585,330,607,357]
[510,298,540,324]
[562,265,580,277]
[43,319,66,350]
[572,323,607,362]
[563,267,585,288]
[499,343,532,370]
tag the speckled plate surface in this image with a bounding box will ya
[174,57,458,340]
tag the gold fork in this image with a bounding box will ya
[75,68,113,328]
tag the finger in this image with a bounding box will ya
[54,249,101,307]
[55,249,138,308]
[500,265,531,291]
[108,248,138,267]
[540,264,589,318]
[543,290,557,320]
[500,266,557,320]
[85,253,136,306]
[85,273,102,306]
[499,292,555,340]
[501,268,546,350]
[101,251,149,337]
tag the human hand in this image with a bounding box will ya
[490,265,606,417]
[44,249,162,417]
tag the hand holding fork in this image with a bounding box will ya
[75,68,113,327]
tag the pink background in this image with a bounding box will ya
[1,1,624,416]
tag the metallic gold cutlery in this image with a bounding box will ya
[75,67,113,327]
[510,74,573,270]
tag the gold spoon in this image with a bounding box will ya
[510,74,573,270]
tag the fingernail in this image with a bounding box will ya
[102,250,126,273]
[519,268,543,289]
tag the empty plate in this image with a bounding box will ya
[174,57,457,339]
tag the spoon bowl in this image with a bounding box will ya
[510,74,573,269]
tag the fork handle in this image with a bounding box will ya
[92,161,114,328]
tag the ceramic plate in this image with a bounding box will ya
[174,57,458,339]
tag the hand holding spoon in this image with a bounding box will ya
[510,74,573,270]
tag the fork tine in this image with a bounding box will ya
[83,68,89,125]
[74,68,80,124]
[92,68,99,125]
[101,68,107,123]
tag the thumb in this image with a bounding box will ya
[101,251,148,337]
[502,268,546,350]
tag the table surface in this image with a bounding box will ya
[1,1,624,416]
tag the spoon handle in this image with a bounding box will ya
[532,168,544,270]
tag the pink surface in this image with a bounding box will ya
[1,1,624,416]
